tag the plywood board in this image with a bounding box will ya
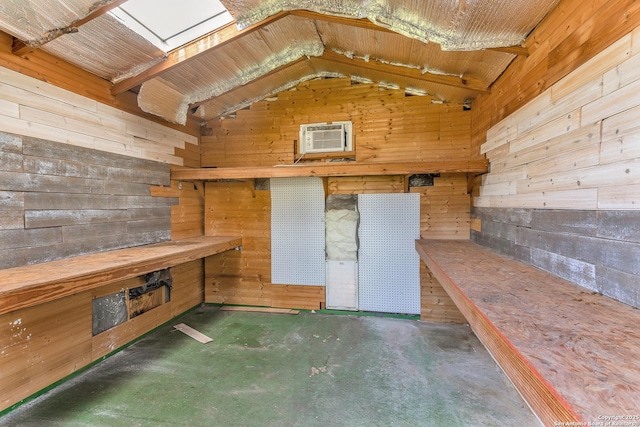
[0,236,241,316]
[416,239,640,424]
[173,323,213,343]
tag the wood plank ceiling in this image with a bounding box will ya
[0,0,561,125]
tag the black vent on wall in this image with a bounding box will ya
[408,174,439,188]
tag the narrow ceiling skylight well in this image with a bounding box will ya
[110,0,234,52]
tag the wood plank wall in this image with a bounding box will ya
[0,259,204,412]
[0,132,179,269]
[0,31,206,415]
[0,30,199,136]
[411,174,471,240]
[471,0,640,156]
[0,64,196,165]
[201,77,471,167]
[476,28,640,210]
[470,4,640,309]
[201,80,470,317]
[204,181,325,311]
[204,181,270,307]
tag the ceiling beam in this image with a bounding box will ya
[111,11,290,95]
[13,0,130,57]
[190,56,310,116]
[290,10,528,57]
[113,8,525,96]
[290,10,393,34]
[318,50,490,93]
[487,45,529,56]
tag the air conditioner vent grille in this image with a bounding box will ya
[299,121,352,154]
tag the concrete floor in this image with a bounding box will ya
[0,307,540,426]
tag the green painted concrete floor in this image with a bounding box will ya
[0,306,540,426]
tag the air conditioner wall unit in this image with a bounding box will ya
[299,121,353,154]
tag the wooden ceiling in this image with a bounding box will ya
[0,0,562,125]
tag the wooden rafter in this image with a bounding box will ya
[13,0,129,57]
[190,56,310,115]
[111,11,289,95]
[290,10,528,57]
[487,45,529,56]
[318,50,490,93]
[113,8,525,95]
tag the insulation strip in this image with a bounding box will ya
[138,78,190,125]
[222,0,560,50]
[0,0,106,44]
[139,41,324,124]
[326,195,359,261]
[43,13,166,82]
[197,71,344,120]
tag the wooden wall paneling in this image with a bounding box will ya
[598,183,640,208]
[204,181,272,307]
[603,40,640,95]
[154,176,204,241]
[201,78,470,169]
[91,303,172,360]
[475,188,599,210]
[420,263,466,323]
[521,158,640,194]
[472,0,640,156]
[600,104,640,164]
[175,141,201,169]
[0,63,195,164]
[270,285,325,310]
[0,132,177,269]
[523,141,601,178]
[170,260,205,316]
[490,122,600,174]
[0,292,92,410]
[327,176,405,194]
[552,36,629,101]
[546,0,640,86]
[0,31,199,136]
[412,174,471,240]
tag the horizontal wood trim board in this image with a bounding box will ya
[0,235,241,316]
[173,161,488,180]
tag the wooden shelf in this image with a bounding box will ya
[293,151,357,162]
[0,235,242,316]
[172,160,488,181]
[416,239,640,425]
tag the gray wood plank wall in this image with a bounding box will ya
[0,131,176,269]
[471,207,640,309]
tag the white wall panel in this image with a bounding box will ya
[358,193,420,314]
[271,177,325,286]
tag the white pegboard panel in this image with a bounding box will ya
[271,177,326,286]
[358,193,420,315]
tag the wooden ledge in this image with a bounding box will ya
[415,239,640,426]
[0,236,242,316]
[171,160,488,181]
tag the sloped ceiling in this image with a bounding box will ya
[0,0,562,125]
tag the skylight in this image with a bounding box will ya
[110,0,234,52]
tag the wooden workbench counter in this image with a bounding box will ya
[416,239,640,426]
[0,235,242,316]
